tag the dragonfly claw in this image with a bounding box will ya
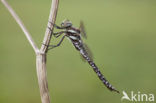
[42,43,49,47]
[48,21,55,25]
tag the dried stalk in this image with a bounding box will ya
[36,0,59,103]
[1,0,39,53]
[41,0,59,53]
[1,0,59,103]
[36,53,50,103]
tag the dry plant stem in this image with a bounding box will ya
[36,54,50,103]
[36,0,59,103]
[1,0,39,53]
[1,0,59,103]
[41,0,59,53]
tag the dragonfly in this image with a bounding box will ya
[47,19,119,93]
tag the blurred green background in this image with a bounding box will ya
[0,0,156,103]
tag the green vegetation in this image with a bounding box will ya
[0,0,156,103]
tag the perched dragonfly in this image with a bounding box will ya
[47,19,119,93]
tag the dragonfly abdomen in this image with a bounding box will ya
[80,49,119,93]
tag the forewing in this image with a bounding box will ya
[83,43,94,61]
[79,53,87,62]
[79,21,87,39]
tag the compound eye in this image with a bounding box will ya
[66,23,72,27]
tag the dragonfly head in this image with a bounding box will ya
[61,19,72,28]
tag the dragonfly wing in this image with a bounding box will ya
[83,43,94,61]
[79,53,87,62]
[79,21,87,39]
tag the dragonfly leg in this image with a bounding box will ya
[47,26,67,38]
[48,35,66,50]
[53,31,67,38]
[48,21,66,29]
